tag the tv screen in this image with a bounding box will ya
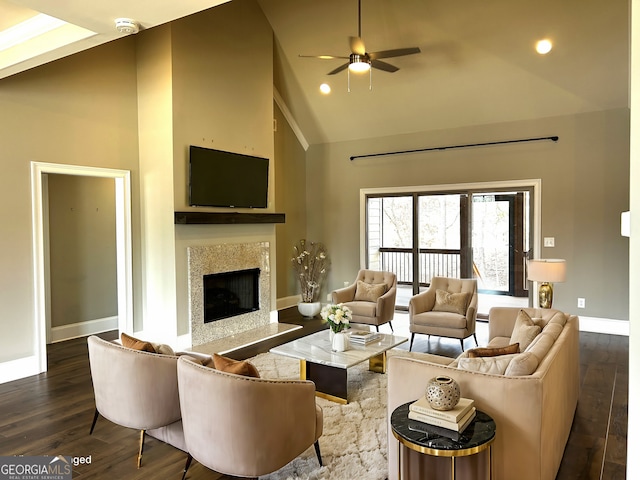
[189,146,269,208]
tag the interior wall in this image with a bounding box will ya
[306,108,630,320]
[0,39,140,365]
[47,175,117,329]
[135,24,178,339]
[169,0,277,338]
[274,101,308,300]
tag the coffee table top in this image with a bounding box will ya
[269,329,408,369]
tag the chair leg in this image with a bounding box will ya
[181,454,193,480]
[137,430,145,468]
[388,321,394,333]
[409,333,415,351]
[314,440,323,466]
[473,333,478,346]
[375,325,380,332]
[89,408,99,435]
[460,339,464,351]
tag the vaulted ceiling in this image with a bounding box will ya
[0,0,629,146]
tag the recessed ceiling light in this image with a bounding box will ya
[0,13,66,53]
[320,83,331,94]
[535,39,553,55]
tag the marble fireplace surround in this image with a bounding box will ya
[188,242,272,347]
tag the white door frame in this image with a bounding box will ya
[31,162,133,372]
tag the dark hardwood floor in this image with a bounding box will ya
[0,310,627,479]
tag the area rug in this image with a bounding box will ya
[248,352,390,480]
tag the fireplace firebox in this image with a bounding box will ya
[203,268,260,323]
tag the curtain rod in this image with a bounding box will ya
[349,135,559,161]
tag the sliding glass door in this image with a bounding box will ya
[366,188,531,308]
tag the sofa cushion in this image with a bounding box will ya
[541,322,563,341]
[354,281,387,302]
[120,332,156,353]
[433,290,470,316]
[212,353,260,378]
[525,332,555,360]
[344,301,378,317]
[509,310,542,352]
[458,354,519,374]
[467,343,519,358]
[504,351,540,376]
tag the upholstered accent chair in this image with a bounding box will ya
[177,356,323,479]
[331,269,397,332]
[409,277,478,351]
[87,335,186,467]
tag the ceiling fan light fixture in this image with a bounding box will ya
[348,53,371,73]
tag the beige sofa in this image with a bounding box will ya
[387,307,580,480]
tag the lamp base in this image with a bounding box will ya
[538,282,554,309]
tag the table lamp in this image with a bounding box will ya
[527,259,566,308]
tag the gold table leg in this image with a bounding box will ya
[369,351,387,373]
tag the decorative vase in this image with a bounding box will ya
[298,301,322,318]
[331,331,349,352]
[425,376,461,411]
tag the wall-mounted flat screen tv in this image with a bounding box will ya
[189,145,269,208]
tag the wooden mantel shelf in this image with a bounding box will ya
[174,211,285,225]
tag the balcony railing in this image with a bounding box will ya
[379,247,461,285]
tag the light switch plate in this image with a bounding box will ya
[544,237,555,247]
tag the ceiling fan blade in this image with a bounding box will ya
[328,63,350,75]
[298,54,349,60]
[371,59,399,73]
[349,36,366,55]
[369,47,421,60]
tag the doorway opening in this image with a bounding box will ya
[31,162,133,373]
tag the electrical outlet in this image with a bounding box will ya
[544,237,555,247]
[577,298,586,308]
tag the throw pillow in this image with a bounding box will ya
[151,343,176,356]
[457,354,519,375]
[467,343,519,358]
[433,289,470,316]
[354,281,387,302]
[212,353,260,378]
[121,332,156,353]
[509,310,542,352]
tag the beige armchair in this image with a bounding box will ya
[331,269,397,331]
[87,335,187,467]
[409,277,478,351]
[177,356,323,479]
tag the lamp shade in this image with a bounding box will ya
[527,259,566,283]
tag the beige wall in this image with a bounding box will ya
[47,175,117,328]
[0,39,140,364]
[170,1,277,337]
[274,102,308,299]
[306,108,630,320]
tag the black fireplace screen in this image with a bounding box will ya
[203,268,260,323]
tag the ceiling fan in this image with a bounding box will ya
[299,0,421,76]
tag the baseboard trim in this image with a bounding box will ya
[276,295,301,311]
[578,316,629,336]
[0,354,43,384]
[50,316,118,343]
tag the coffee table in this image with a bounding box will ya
[270,329,407,404]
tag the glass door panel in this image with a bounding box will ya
[417,194,464,287]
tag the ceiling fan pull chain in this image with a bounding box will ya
[369,67,372,91]
[348,68,351,93]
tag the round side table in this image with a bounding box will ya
[390,401,496,480]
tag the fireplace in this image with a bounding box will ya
[204,268,260,323]
[188,242,271,347]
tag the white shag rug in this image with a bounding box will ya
[249,352,390,480]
